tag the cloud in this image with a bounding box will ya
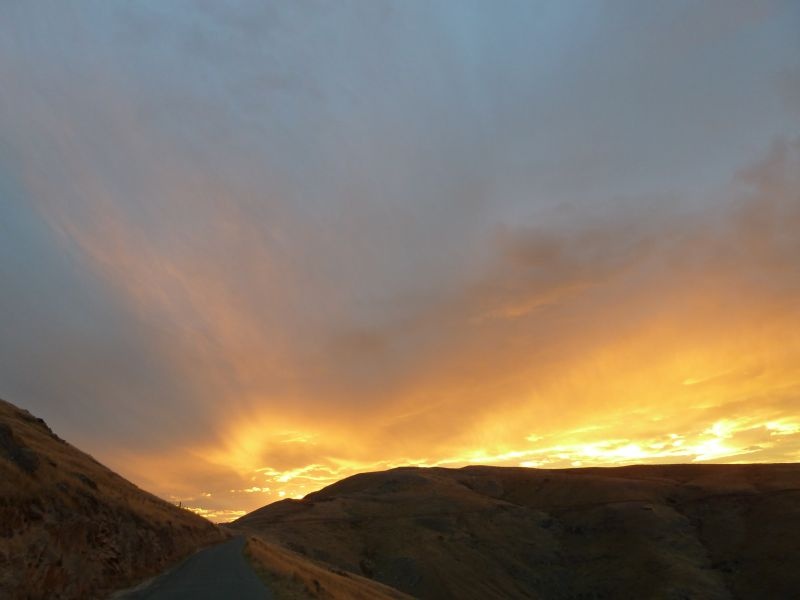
[30,137,798,518]
[1,2,798,518]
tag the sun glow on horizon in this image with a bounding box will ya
[96,293,800,522]
[2,3,798,525]
[139,289,800,522]
[178,405,800,521]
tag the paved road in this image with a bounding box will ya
[120,537,272,600]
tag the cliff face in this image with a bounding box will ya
[0,398,223,600]
[235,463,800,600]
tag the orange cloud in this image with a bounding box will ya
[14,46,800,521]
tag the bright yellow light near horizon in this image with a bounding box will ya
[767,421,800,436]
[175,403,800,522]
[32,131,800,526]
[186,506,246,521]
[172,308,800,522]
[181,398,800,521]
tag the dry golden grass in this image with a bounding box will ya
[0,398,224,599]
[243,535,411,600]
[235,463,800,600]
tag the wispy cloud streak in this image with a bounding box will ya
[0,1,798,518]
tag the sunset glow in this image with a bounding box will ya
[1,2,798,522]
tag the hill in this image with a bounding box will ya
[243,535,412,599]
[0,398,223,599]
[233,463,800,599]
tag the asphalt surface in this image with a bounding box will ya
[120,537,273,600]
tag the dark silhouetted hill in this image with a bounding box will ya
[234,463,800,599]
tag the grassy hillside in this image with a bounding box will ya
[234,463,800,599]
[0,398,224,599]
[244,535,411,600]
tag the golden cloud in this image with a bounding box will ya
[13,44,799,521]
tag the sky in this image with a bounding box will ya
[1,0,799,521]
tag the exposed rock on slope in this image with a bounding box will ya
[234,463,800,599]
[0,398,223,599]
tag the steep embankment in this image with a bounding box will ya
[234,463,800,599]
[0,398,223,599]
[244,536,411,600]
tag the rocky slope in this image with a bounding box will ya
[0,398,223,599]
[234,463,800,599]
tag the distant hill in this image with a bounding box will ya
[0,398,223,599]
[5,396,799,600]
[234,463,800,599]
